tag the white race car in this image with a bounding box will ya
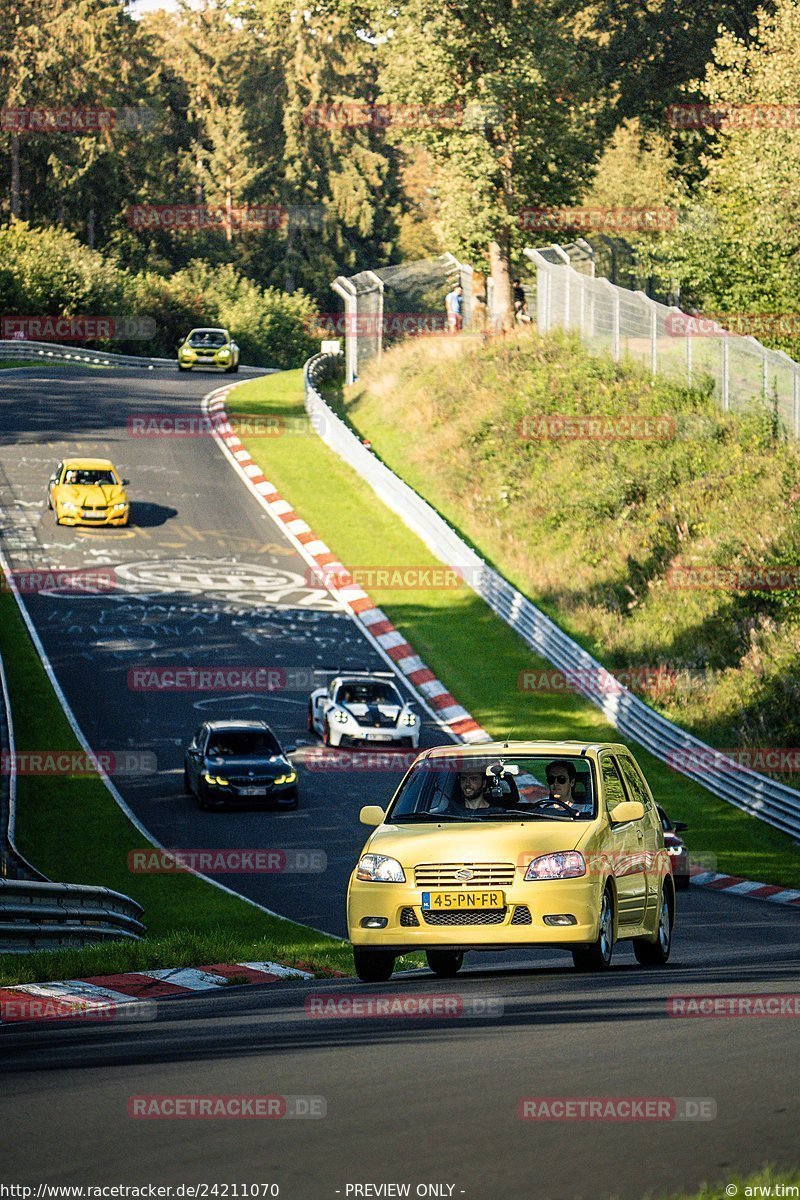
[307,672,421,749]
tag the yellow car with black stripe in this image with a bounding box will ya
[347,740,675,981]
[177,327,240,373]
[47,458,130,527]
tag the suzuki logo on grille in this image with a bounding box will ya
[455,868,474,881]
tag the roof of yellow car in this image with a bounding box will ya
[420,740,626,759]
[62,458,117,470]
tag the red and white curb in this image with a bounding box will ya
[690,870,800,906]
[0,961,313,1024]
[205,386,490,745]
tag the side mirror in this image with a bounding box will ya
[360,805,385,827]
[610,800,645,825]
[122,478,130,486]
[673,820,688,832]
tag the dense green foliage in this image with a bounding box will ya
[346,330,800,762]
[0,221,318,365]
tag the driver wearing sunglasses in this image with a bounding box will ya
[544,760,592,817]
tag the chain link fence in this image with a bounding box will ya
[526,244,800,436]
[331,253,473,384]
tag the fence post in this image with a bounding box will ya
[578,273,585,341]
[635,291,657,376]
[364,270,384,363]
[721,338,730,412]
[332,276,358,385]
[600,279,620,361]
[795,368,800,438]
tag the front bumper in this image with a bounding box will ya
[203,780,297,807]
[348,875,602,949]
[58,507,129,527]
[178,353,234,371]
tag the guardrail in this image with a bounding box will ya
[0,338,176,369]
[0,879,145,952]
[304,352,800,841]
[0,648,146,949]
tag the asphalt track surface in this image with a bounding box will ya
[1,366,798,1200]
[0,365,449,934]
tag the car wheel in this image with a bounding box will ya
[178,363,189,372]
[426,949,464,978]
[196,780,216,811]
[353,948,395,983]
[674,873,690,891]
[47,493,52,510]
[282,787,299,811]
[307,704,314,733]
[183,766,193,796]
[572,886,614,972]
[231,362,239,374]
[322,720,331,746]
[633,886,673,966]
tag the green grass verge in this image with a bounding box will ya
[229,370,800,889]
[0,590,363,986]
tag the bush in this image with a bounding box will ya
[0,222,317,368]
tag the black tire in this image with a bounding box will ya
[353,948,395,983]
[178,363,189,372]
[426,949,464,978]
[183,766,192,796]
[633,885,673,966]
[196,780,217,811]
[307,704,314,733]
[322,720,331,747]
[282,787,299,811]
[231,362,239,373]
[572,886,615,972]
[674,873,690,891]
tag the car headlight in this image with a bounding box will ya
[666,844,683,855]
[275,771,297,785]
[334,710,350,724]
[524,851,586,881]
[402,712,418,726]
[111,501,128,510]
[217,348,231,357]
[356,854,405,883]
[203,773,229,786]
[61,502,78,512]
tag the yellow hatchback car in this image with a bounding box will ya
[347,740,675,981]
[47,458,130,527]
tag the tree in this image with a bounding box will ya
[377,0,600,324]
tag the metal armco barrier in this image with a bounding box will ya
[0,339,175,369]
[0,651,146,948]
[0,879,145,952]
[304,353,800,841]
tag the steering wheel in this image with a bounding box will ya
[528,797,576,817]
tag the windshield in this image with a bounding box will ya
[206,730,281,758]
[189,330,227,348]
[336,681,402,707]
[63,469,117,486]
[387,755,597,822]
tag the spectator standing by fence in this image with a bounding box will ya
[445,283,463,333]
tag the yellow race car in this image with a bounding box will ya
[47,458,130,527]
[347,740,675,981]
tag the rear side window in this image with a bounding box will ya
[600,755,627,816]
[617,755,652,809]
